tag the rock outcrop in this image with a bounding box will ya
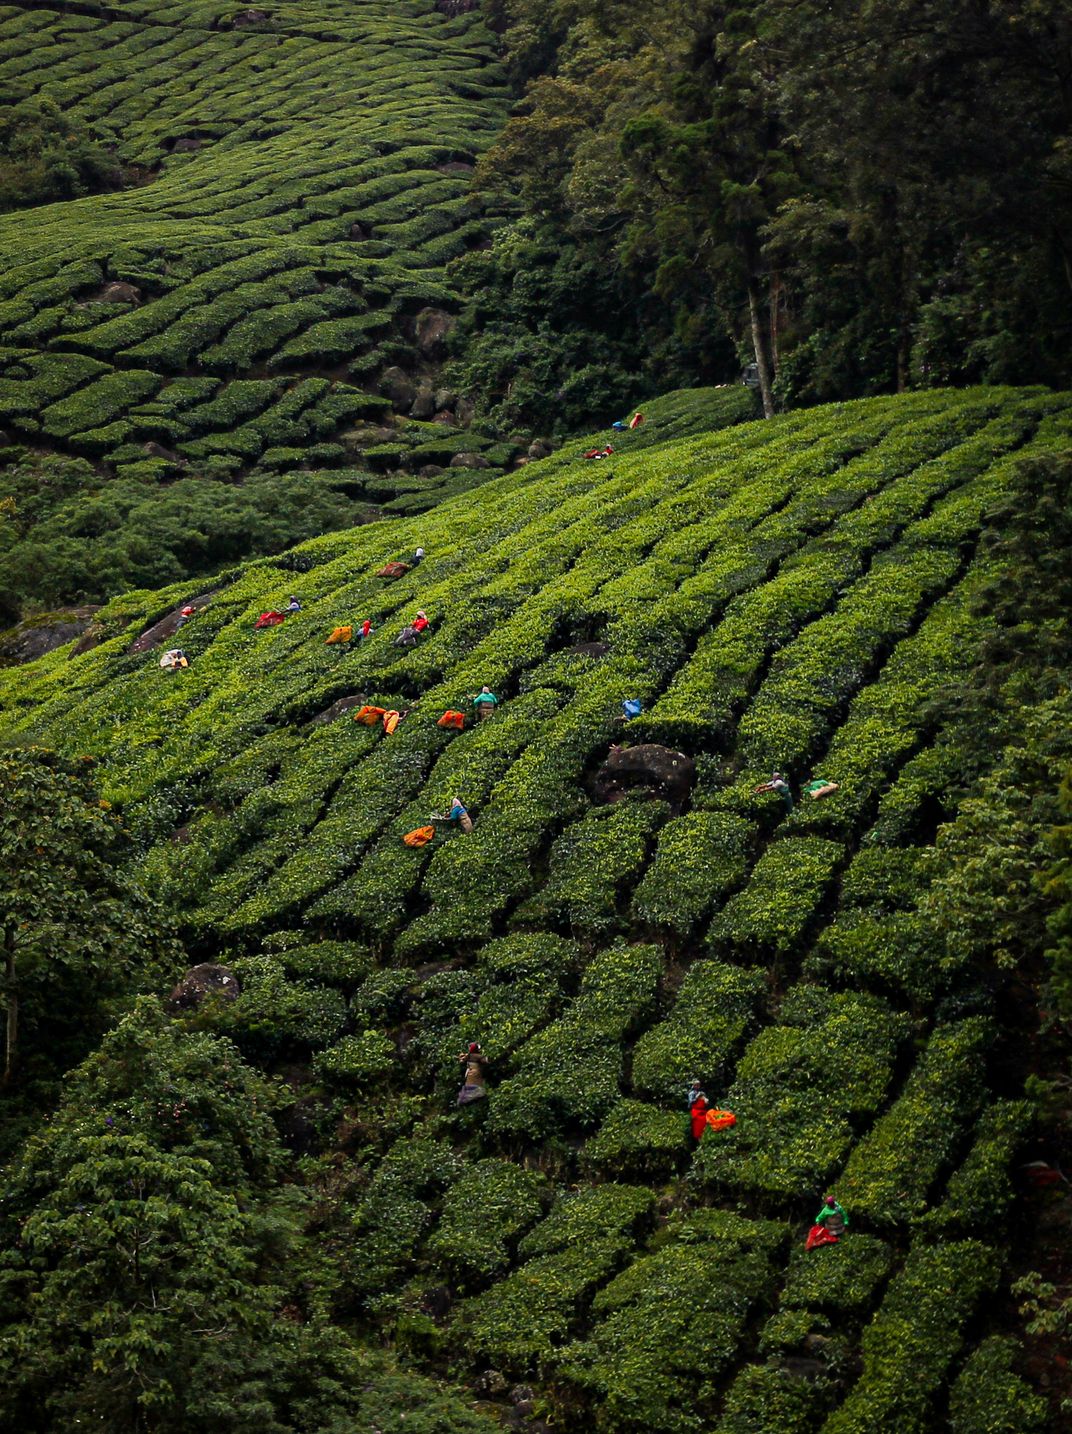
[169,963,241,1011]
[591,743,695,812]
[0,606,102,665]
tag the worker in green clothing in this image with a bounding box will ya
[815,1193,849,1239]
[471,686,499,721]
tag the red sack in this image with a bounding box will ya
[377,561,410,579]
[438,710,466,730]
[254,611,286,629]
[805,1224,840,1251]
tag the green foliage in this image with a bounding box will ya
[694,987,910,1199]
[482,0,1071,410]
[314,1029,396,1088]
[205,954,348,1062]
[781,1235,894,1314]
[349,1136,465,1312]
[0,998,320,1432]
[560,1210,786,1433]
[948,1337,1047,1434]
[823,1242,1001,1434]
[581,1098,689,1180]
[714,1361,828,1434]
[0,746,177,1091]
[488,943,661,1140]
[710,838,843,961]
[925,1100,1031,1234]
[517,800,667,938]
[426,1158,546,1284]
[840,1019,989,1225]
[0,453,383,617]
[455,1183,654,1370]
[0,386,1067,1426]
[630,960,765,1101]
[0,97,123,212]
[632,812,752,937]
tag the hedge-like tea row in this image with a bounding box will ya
[693,987,911,1198]
[560,1210,786,1433]
[455,1183,654,1370]
[821,1241,1001,1433]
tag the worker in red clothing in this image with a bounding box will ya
[689,1090,710,1141]
[358,618,372,641]
[412,610,430,634]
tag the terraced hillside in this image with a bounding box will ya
[3,388,1070,1431]
[0,0,506,483]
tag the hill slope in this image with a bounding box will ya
[3,388,1071,1430]
[0,0,505,478]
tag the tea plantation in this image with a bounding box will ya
[2,386,1069,1430]
[0,0,507,482]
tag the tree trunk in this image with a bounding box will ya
[769,270,783,377]
[747,277,776,418]
[3,939,16,1087]
[896,326,911,393]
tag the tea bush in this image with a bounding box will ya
[630,961,766,1101]
[947,1336,1047,1434]
[822,1241,1001,1434]
[560,1210,786,1433]
[426,1158,547,1285]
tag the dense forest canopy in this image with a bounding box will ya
[451,0,1071,425]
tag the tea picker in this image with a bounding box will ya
[432,796,473,833]
[471,686,499,720]
[688,1082,737,1141]
[804,777,839,801]
[805,1193,849,1250]
[754,772,793,810]
[457,1042,489,1105]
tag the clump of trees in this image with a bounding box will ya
[0,98,124,211]
[0,456,378,625]
[450,0,1071,427]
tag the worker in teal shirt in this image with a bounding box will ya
[472,687,499,721]
[815,1194,849,1239]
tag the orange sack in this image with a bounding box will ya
[403,826,436,848]
[325,625,352,645]
[437,710,466,730]
[353,705,386,725]
[382,710,402,734]
[705,1109,737,1133]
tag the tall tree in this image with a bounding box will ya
[0,746,176,1087]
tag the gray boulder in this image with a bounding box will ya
[409,384,437,420]
[380,366,417,412]
[415,307,455,358]
[592,743,695,813]
[88,281,142,305]
[449,451,491,469]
